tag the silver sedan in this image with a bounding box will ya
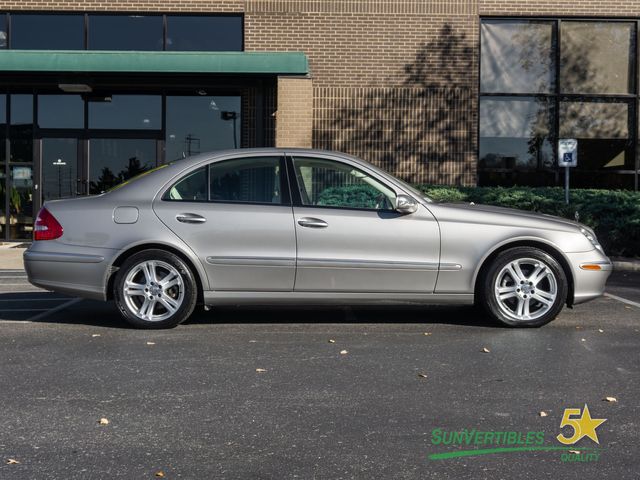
[25,148,612,328]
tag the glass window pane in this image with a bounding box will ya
[42,138,77,201]
[292,157,397,210]
[165,167,207,201]
[9,164,33,239]
[10,95,33,141]
[561,22,634,94]
[209,157,282,204]
[89,138,156,194]
[11,14,84,50]
[560,100,633,170]
[166,15,242,51]
[166,96,241,162]
[481,20,555,94]
[480,97,554,170]
[89,15,163,51]
[89,95,161,130]
[0,14,7,48]
[0,94,6,125]
[38,95,84,129]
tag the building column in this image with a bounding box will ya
[275,76,313,148]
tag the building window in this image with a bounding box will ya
[165,95,241,162]
[0,14,7,48]
[88,15,163,51]
[480,19,638,190]
[38,95,84,129]
[88,95,161,130]
[166,15,242,51]
[10,14,84,50]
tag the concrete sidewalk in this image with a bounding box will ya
[1,243,638,272]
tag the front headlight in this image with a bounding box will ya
[580,227,602,251]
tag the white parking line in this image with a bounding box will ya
[27,298,82,322]
[604,293,640,309]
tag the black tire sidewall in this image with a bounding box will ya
[481,247,568,328]
[114,249,198,329]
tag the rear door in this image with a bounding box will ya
[288,155,440,293]
[153,155,296,291]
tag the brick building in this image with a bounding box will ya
[0,0,638,240]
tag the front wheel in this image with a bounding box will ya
[114,249,198,329]
[480,247,568,327]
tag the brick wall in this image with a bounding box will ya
[276,77,313,148]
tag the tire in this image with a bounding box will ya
[479,247,568,328]
[114,249,198,329]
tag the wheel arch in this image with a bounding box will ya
[473,239,575,307]
[106,242,206,304]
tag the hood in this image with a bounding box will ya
[433,202,584,232]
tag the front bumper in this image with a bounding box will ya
[565,250,613,305]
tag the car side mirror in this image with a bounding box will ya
[395,194,418,214]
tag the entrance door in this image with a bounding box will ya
[41,138,79,202]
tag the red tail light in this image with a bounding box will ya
[34,207,63,241]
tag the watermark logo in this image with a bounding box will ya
[429,404,605,462]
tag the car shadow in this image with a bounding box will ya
[0,291,501,329]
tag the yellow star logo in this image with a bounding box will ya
[557,404,607,445]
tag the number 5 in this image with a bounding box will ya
[556,408,582,445]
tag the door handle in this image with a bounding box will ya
[176,213,207,224]
[297,217,328,228]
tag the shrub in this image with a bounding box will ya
[416,185,640,258]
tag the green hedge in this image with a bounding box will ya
[416,186,640,258]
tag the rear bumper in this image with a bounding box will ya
[566,250,613,305]
[24,247,114,300]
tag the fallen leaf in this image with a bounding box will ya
[604,396,618,403]
[328,339,336,343]
[146,342,155,346]
[255,368,267,373]
[575,326,582,330]
[6,459,19,465]
[423,332,432,336]
[340,350,348,355]
[598,329,604,333]
[155,471,165,478]
[91,334,101,337]
[569,450,581,454]
[98,418,109,425]
[417,373,428,378]
[539,411,548,417]
[482,347,490,353]
[581,338,586,342]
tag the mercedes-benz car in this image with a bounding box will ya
[24,148,612,329]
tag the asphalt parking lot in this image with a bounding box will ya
[0,271,638,479]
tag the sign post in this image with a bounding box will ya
[558,139,578,205]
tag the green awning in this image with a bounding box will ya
[0,50,309,75]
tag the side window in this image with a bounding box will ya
[164,167,207,201]
[209,156,283,204]
[292,157,397,210]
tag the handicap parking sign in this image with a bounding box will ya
[558,139,578,167]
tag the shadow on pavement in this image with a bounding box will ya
[0,290,499,329]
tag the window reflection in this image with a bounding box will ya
[89,95,161,130]
[560,101,632,170]
[561,22,634,94]
[89,15,163,51]
[166,15,242,51]
[165,96,241,161]
[89,139,155,194]
[481,20,555,94]
[11,14,84,50]
[38,95,84,129]
[480,97,554,170]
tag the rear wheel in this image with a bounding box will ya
[114,249,197,329]
[480,247,567,327]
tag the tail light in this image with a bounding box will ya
[34,207,63,241]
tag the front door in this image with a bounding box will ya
[152,154,296,291]
[40,138,80,202]
[289,155,440,293]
